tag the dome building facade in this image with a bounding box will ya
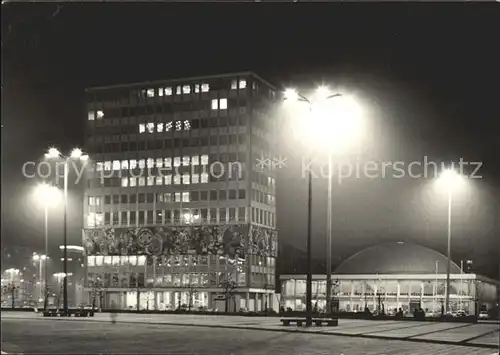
[280,242,499,315]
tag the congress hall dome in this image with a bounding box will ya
[334,242,462,275]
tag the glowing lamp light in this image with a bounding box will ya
[35,183,61,208]
[32,254,40,261]
[284,88,299,102]
[70,148,83,159]
[45,147,61,159]
[316,85,330,98]
[437,169,465,191]
[307,95,365,152]
[80,154,89,161]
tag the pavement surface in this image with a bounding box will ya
[1,312,499,354]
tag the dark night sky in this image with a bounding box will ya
[2,4,499,276]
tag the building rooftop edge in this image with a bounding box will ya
[279,273,500,285]
[85,71,277,92]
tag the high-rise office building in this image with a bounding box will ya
[82,72,279,312]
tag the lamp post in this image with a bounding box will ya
[283,88,342,324]
[436,168,464,315]
[45,147,88,314]
[35,182,60,310]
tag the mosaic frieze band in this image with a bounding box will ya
[83,224,278,258]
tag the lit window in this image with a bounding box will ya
[87,213,95,228]
[201,83,209,92]
[87,256,95,267]
[95,196,101,206]
[231,80,237,90]
[121,160,129,170]
[121,178,128,187]
[155,176,163,186]
[138,255,146,266]
[112,160,120,170]
[174,175,181,184]
[182,192,190,202]
[201,172,209,183]
[175,192,181,202]
[88,197,95,206]
[211,99,218,110]
[138,159,146,169]
[219,98,228,110]
[139,89,147,98]
[130,177,137,187]
[129,256,137,266]
[175,121,182,131]
[176,86,181,95]
[173,157,181,167]
[183,85,191,94]
[192,173,199,184]
[97,110,104,119]
[184,120,191,130]
[182,156,190,166]
[88,111,95,121]
[147,176,154,186]
[96,162,103,171]
[164,157,172,168]
[139,124,146,133]
[191,156,199,165]
[95,213,104,226]
[156,158,163,168]
[147,89,155,98]
[129,160,137,169]
[147,123,155,133]
[164,175,172,185]
[239,79,246,89]
[194,84,200,93]
[164,87,172,96]
[182,174,190,184]
[157,123,164,132]
[147,158,154,168]
[104,161,112,171]
[158,88,163,97]
[138,177,145,186]
[201,155,209,165]
[165,121,173,131]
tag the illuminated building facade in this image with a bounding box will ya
[82,72,278,311]
[280,242,499,315]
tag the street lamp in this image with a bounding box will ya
[436,168,465,315]
[283,86,364,324]
[45,147,89,314]
[34,182,60,310]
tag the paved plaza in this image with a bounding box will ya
[1,311,499,354]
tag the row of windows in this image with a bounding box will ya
[119,174,210,187]
[139,80,247,99]
[138,121,190,133]
[96,155,210,171]
[86,206,276,228]
[88,189,247,206]
[91,133,249,153]
[86,207,249,227]
[141,82,210,98]
[87,254,274,268]
[87,170,246,188]
[88,98,243,121]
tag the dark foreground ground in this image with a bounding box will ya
[1,318,498,355]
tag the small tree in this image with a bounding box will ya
[2,282,19,308]
[219,273,238,313]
